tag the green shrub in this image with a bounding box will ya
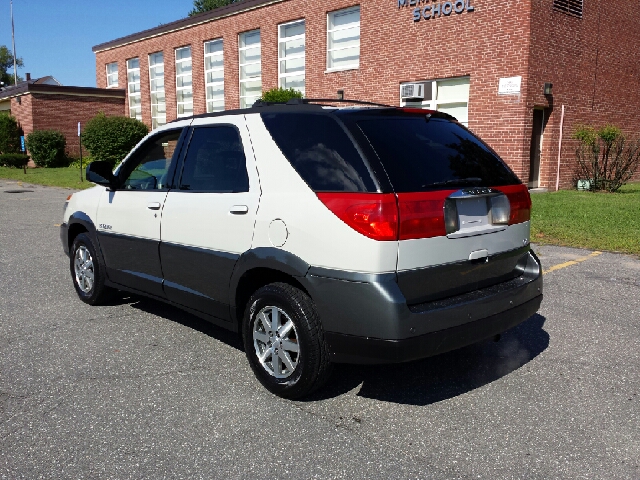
[67,156,93,169]
[81,113,149,167]
[0,112,21,154]
[26,130,67,167]
[260,87,304,103]
[0,153,29,168]
[574,124,640,192]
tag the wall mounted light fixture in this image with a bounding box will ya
[544,82,553,95]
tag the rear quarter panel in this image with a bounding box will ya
[245,114,398,274]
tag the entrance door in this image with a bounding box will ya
[529,109,546,188]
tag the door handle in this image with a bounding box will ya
[147,202,161,210]
[230,205,249,215]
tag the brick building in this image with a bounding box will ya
[0,75,125,158]
[92,0,640,189]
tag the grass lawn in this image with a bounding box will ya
[0,166,92,190]
[531,182,640,256]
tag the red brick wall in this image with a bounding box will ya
[528,0,640,188]
[29,93,125,158]
[94,0,640,188]
[10,95,34,136]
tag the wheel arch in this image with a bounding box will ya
[230,248,312,328]
[67,212,101,258]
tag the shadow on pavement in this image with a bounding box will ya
[304,314,549,405]
[108,291,548,406]
[109,291,244,352]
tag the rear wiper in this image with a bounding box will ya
[422,177,483,188]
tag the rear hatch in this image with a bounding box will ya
[340,109,532,305]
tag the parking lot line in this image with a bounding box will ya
[542,251,602,275]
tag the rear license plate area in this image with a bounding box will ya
[447,197,506,238]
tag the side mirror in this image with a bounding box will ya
[86,161,118,189]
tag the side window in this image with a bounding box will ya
[120,129,183,190]
[179,126,249,192]
[260,113,376,192]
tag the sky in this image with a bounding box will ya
[1,0,195,87]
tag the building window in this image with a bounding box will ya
[175,46,193,118]
[400,77,470,126]
[327,6,360,71]
[239,30,261,109]
[553,0,583,17]
[106,62,118,88]
[126,58,142,121]
[204,39,224,113]
[278,20,305,95]
[149,52,166,129]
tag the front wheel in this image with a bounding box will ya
[242,283,332,399]
[70,233,113,305]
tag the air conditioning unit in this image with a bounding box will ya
[401,83,425,100]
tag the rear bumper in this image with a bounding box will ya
[305,249,543,364]
[324,295,542,364]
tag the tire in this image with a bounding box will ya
[69,232,113,305]
[242,282,332,399]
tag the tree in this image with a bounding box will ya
[0,45,24,86]
[188,0,239,16]
[0,112,21,154]
[81,113,149,167]
[260,87,304,103]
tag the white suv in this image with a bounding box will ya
[61,101,543,398]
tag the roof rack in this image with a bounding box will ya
[171,97,458,124]
[252,98,394,108]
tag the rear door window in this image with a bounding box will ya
[355,116,520,192]
[179,126,249,192]
[261,113,377,192]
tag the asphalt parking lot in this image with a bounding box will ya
[1,180,638,479]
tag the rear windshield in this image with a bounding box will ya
[261,113,376,192]
[354,116,520,192]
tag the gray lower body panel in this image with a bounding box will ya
[305,250,543,364]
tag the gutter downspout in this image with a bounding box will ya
[555,105,565,191]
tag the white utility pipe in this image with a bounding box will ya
[555,105,566,191]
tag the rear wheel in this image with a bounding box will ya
[242,282,332,399]
[70,233,113,305]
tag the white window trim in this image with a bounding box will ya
[204,38,225,113]
[106,62,118,88]
[126,58,141,121]
[239,30,262,109]
[326,6,361,71]
[325,65,360,74]
[278,19,305,93]
[399,76,470,126]
[148,52,166,129]
[175,46,193,118]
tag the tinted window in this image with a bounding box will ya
[179,126,249,192]
[120,129,182,190]
[261,113,376,192]
[356,117,520,192]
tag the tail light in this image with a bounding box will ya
[316,193,398,241]
[397,191,456,240]
[494,184,531,224]
[317,184,530,241]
